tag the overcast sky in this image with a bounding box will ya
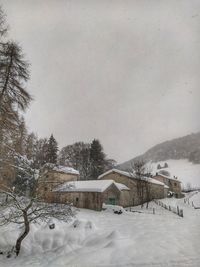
[2,0,200,163]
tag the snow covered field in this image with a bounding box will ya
[0,192,200,267]
[151,159,200,188]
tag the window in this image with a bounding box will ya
[174,183,177,186]
[76,197,79,202]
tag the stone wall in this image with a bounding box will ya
[52,191,102,211]
[153,175,182,198]
[37,170,78,196]
[150,183,165,199]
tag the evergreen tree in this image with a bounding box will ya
[164,162,168,168]
[0,7,32,185]
[0,42,32,131]
[90,139,106,179]
[47,134,58,164]
[157,164,161,169]
[13,153,37,197]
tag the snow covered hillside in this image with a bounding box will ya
[0,193,200,267]
[150,159,200,188]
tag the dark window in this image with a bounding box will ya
[76,197,79,202]
[174,183,177,186]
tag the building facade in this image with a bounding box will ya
[45,180,130,211]
[98,169,166,206]
[37,165,79,198]
[153,172,182,198]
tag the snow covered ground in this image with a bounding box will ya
[0,193,200,267]
[151,159,200,188]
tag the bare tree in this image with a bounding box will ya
[0,186,74,256]
[129,160,152,208]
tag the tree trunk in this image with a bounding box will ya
[0,44,14,104]
[15,211,30,256]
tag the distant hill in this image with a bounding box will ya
[118,132,200,171]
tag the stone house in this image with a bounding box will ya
[37,165,79,198]
[50,180,130,211]
[153,171,182,198]
[98,169,166,206]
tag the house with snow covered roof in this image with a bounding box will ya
[98,169,167,206]
[46,179,130,211]
[37,164,80,198]
[153,170,182,198]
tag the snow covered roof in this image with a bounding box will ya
[115,182,130,191]
[146,177,165,186]
[98,169,165,187]
[156,172,181,182]
[98,169,133,179]
[53,180,130,193]
[52,165,79,175]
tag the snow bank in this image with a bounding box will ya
[0,202,200,266]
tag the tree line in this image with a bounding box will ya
[59,139,116,180]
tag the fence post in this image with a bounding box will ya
[179,209,183,217]
[169,205,171,211]
[177,206,179,215]
[153,208,155,214]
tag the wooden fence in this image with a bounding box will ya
[184,191,200,209]
[154,200,183,217]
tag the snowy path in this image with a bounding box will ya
[0,194,200,266]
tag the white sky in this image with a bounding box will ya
[2,0,200,163]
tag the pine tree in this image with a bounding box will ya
[90,139,106,179]
[47,134,58,164]
[164,162,168,168]
[0,42,32,131]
